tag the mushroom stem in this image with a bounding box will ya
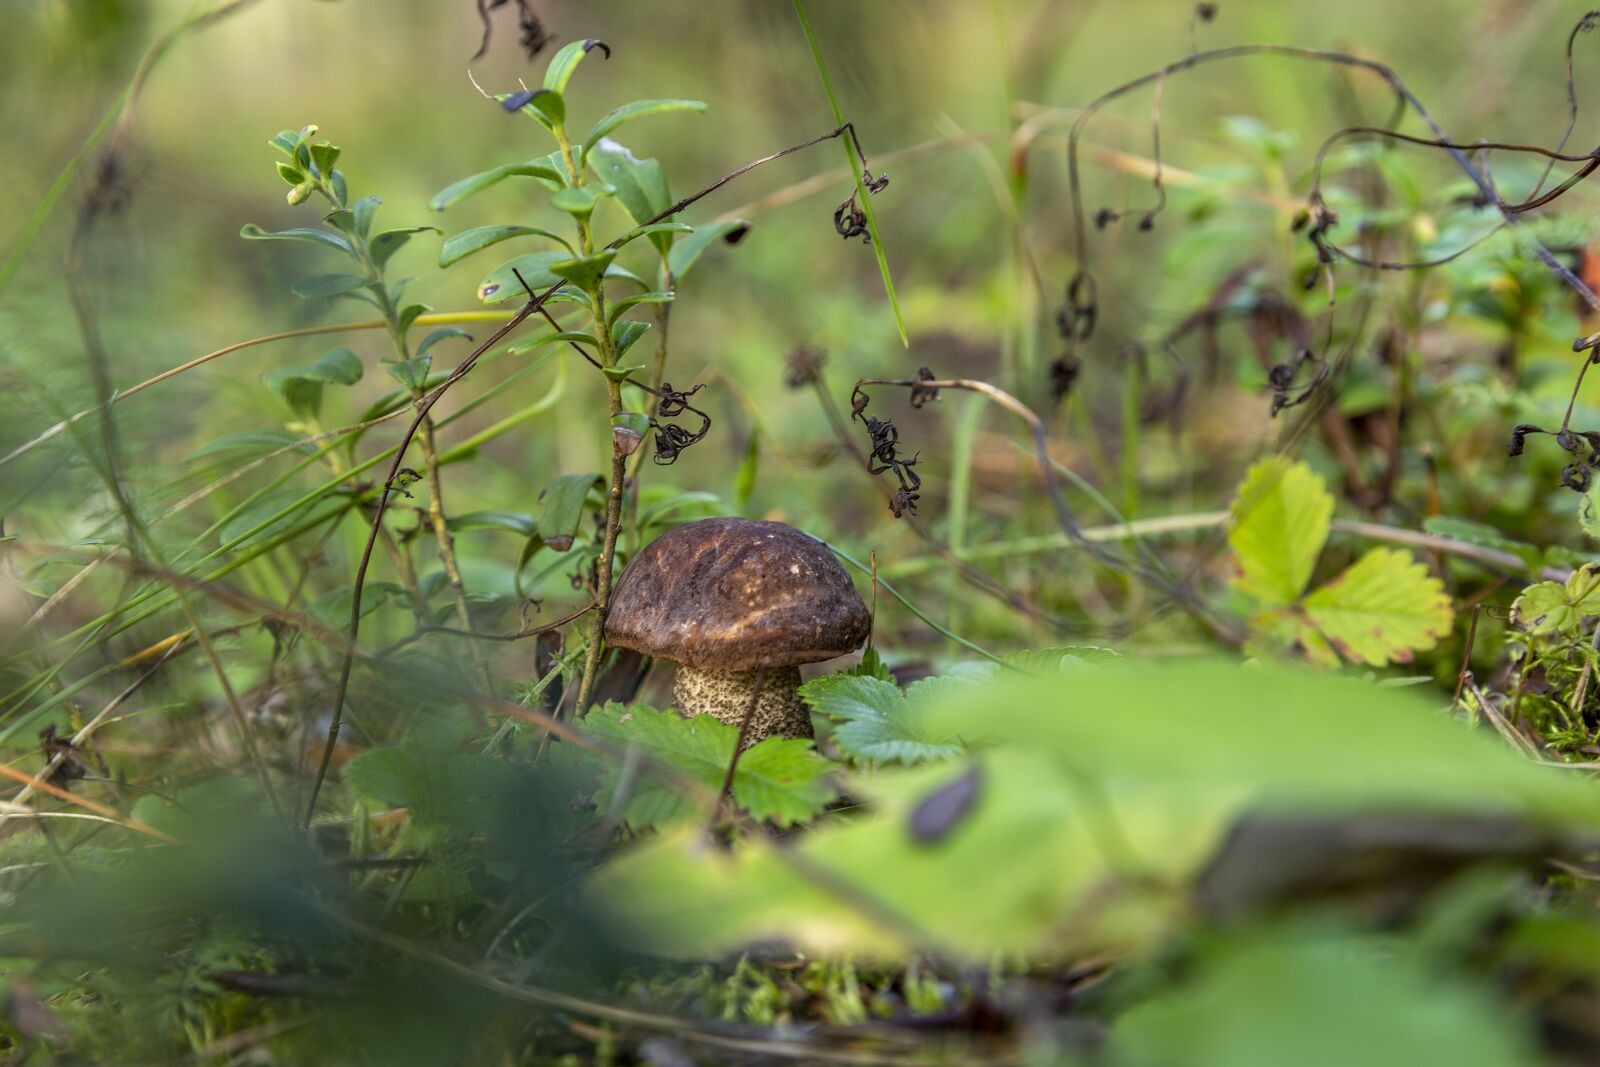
[673,664,810,745]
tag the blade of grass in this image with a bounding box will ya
[792,0,907,346]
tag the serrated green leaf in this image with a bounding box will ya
[580,704,837,828]
[800,675,964,765]
[1300,547,1453,667]
[438,224,571,267]
[1228,458,1332,605]
[430,160,565,211]
[666,220,749,280]
[240,223,354,256]
[1511,563,1600,636]
[583,98,707,150]
[477,252,568,304]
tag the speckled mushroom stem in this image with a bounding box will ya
[673,664,810,746]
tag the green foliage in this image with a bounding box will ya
[578,704,839,828]
[799,674,964,764]
[1228,458,1453,666]
[592,660,1600,960]
[1512,563,1600,637]
[1110,923,1539,1067]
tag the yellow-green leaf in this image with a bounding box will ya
[1301,547,1453,667]
[1228,458,1333,605]
[1510,563,1600,636]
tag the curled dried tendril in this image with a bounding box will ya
[1056,273,1098,343]
[474,0,554,62]
[833,166,889,243]
[908,366,941,408]
[851,384,922,517]
[1508,423,1600,492]
[1267,349,1329,416]
[648,382,710,465]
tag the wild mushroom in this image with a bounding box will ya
[603,517,871,744]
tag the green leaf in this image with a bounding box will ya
[1300,547,1454,667]
[477,252,569,304]
[800,675,964,765]
[352,194,381,236]
[1420,516,1541,569]
[291,272,372,299]
[537,472,602,551]
[240,223,353,256]
[610,318,651,359]
[543,38,609,95]
[306,346,363,384]
[506,330,597,356]
[308,142,341,177]
[429,160,565,211]
[415,327,471,358]
[1511,563,1600,636]
[1228,458,1332,605]
[588,659,1600,961]
[397,303,429,333]
[602,363,646,382]
[666,220,750,280]
[438,224,571,267]
[219,488,349,550]
[447,510,537,536]
[262,347,362,416]
[311,581,404,627]
[1111,926,1538,1067]
[387,356,431,391]
[583,98,707,150]
[986,646,1120,676]
[275,161,305,186]
[550,250,618,290]
[580,704,838,828]
[608,290,674,323]
[188,430,312,461]
[549,184,617,219]
[370,226,438,270]
[587,140,672,249]
[516,88,565,126]
[610,222,693,252]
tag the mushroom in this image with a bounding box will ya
[603,517,871,744]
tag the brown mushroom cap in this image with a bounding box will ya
[603,517,871,670]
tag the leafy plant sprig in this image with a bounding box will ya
[245,125,494,693]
